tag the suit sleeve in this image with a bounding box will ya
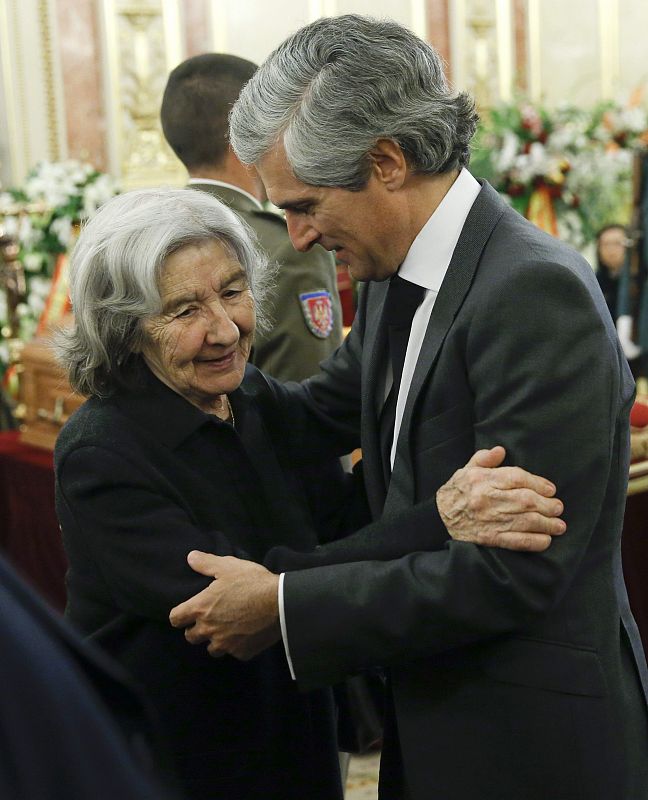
[251,233,344,382]
[283,261,628,686]
[259,297,365,464]
[56,445,248,622]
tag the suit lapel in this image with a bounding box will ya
[386,182,506,511]
[360,280,391,515]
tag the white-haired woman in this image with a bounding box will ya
[54,187,355,800]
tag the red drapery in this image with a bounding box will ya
[0,431,67,611]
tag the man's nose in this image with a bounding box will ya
[285,212,320,252]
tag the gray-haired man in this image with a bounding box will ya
[171,15,648,799]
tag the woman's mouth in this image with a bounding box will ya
[195,351,237,371]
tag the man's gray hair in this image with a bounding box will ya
[55,187,273,398]
[229,14,478,189]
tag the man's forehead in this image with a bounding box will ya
[257,143,314,202]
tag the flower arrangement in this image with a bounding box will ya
[470,97,648,249]
[0,160,117,379]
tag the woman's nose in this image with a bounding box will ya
[204,306,239,347]
[285,211,320,252]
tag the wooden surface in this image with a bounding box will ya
[19,338,84,450]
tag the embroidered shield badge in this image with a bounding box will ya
[299,290,334,338]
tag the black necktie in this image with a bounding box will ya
[380,274,426,482]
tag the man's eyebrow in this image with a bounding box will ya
[275,198,314,212]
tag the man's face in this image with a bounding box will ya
[257,143,408,282]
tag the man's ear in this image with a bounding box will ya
[368,138,408,190]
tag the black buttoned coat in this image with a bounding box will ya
[54,363,345,800]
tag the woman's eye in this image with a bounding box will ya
[223,288,243,299]
[175,306,196,318]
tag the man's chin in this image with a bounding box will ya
[347,262,394,283]
[346,262,369,282]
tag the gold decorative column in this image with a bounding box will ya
[450,0,514,109]
[100,0,184,189]
[0,0,66,186]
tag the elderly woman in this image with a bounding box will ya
[54,187,353,800]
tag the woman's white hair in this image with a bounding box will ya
[229,14,478,189]
[55,187,274,397]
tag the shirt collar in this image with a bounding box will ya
[114,361,242,450]
[187,178,264,210]
[398,168,481,292]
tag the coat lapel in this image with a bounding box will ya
[360,280,391,515]
[385,182,506,512]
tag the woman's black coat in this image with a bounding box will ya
[54,363,349,800]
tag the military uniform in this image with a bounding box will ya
[189,180,343,381]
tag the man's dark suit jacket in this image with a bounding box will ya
[273,181,648,799]
[54,364,343,800]
[0,554,172,799]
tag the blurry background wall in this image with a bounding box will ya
[1,0,647,191]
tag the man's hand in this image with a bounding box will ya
[437,446,566,552]
[169,553,281,660]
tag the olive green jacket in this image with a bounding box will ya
[189,181,343,382]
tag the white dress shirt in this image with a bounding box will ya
[280,168,482,678]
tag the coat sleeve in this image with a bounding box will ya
[283,261,630,686]
[56,445,248,622]
[258,294,366,465]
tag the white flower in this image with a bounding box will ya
[49,216,74,247]
[0,215,19,238]
[512,143,549,183]
[619,107,647,133]
[26,281,50,318]
[29,275,52,300]
[17,215,47,250]
[23,159,95,208]
[496,131,520,173]
[23,252,46,272]
[547,122,588,153]
[557,210,584,249]
[0,192,15,213]
[82,174,117,218]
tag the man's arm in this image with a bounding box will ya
[170,445,565,658]
[264,445,564,573]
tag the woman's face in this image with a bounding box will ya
[141,239,256,414]
[598,227,627,275]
